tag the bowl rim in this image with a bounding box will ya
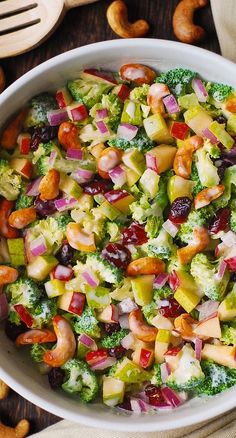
[1,38,236,432]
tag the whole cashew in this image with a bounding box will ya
[127,257,165,276]
[43,315,76,367]
[16,329,57,347]
[0,380,9,400]
[0,420,30,438]
[107,0,149,39]
[177,226,210,264]
[129,309,157,342]
[0,265,18,286]
[147,83,170,114]
[194,185,225,209]
[173,0,208,44]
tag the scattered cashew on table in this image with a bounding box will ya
[173,0,209,44]
[106,0,149,38]
[0,380,30,436]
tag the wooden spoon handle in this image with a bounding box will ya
[64,0,98,9]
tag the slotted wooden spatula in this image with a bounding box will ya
[0,0,98,58]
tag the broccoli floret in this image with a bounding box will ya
[230,207,236,233]
[155,172,169,211]
[151,364,162,386]
[108,127,155,152]
[35,156,50,176]
[15,181,33,210]
[74,306,101,338]
[101,329,129,348]
[90,93,123,132]
[29,217,65,252]
[145,216,163,239]
[177,206,214,244]
[24,93,57,128]
[32,299,57,328]
[67,77,112,109]
[166,344,205,391]
[55,214,72,232]
[32,141,59,163]
[209,82,233,102]
[86,253,123,284]
[130,194,163,224]
[62,358,98,402]
[129,84,150,104]
[156,68,196,96]
[71,208,106,239]
[201,102,223,118]
[221,320,236,345]
[153,285,173,301]
[190,162,205,197]
[0,158,22,201]
[196,360,236,395]
[191,253,230,301]
[31,343,53,363]
[214,165,236,210]
[142,301,158,324]
[6,277,42,309]
[145,228,176,260]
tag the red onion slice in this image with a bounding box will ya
[117,297,138,314]
[119,314,130,329]
[196,300,219,320]
[202,128,219,144]
[48,150,57,167]
[146,153,157,172]
[117,123,138,141]
[95,108,109,120]
[47,109,68,126]
[72,168,94,184]
[96,120,109,134]
[109,165,127,187]
[192,78,208,103]
[81,270,99,288]
[160,362,171,383]
[162,387,183,408]
[194,338,203,360]
[78,334,97,351]
[169,270,180,291]
[154,273,169,289]
[54,197,79,212]
[91,357,116,370]
[30,235,47,257]
[66,148,83,161]
[26,177,43,196]
[163,94,180,114]
[215,259,227,281]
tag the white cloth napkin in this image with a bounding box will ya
[29,1,236,436]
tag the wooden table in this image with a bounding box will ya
[0,0,220,434]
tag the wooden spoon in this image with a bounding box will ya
[0,0,99,58]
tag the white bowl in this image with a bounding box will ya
[1,39,236,432]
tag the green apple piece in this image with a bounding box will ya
[77,342,90,359]
[184,106,213,136]
[156,329,171,343]
[174,271,202,313]
[98,201,120,220]
[86,286,111,309]
[59,173,82,199]
[103,377,125,407]
[27,255,58,281]
[121,100,142,126]
[122,165,140,187]
[7,238,26,266]
[146,145,177,174]
[201,344,236,368]
[122,149,145,176]
[155,330,170,363]
[195,146,220,188]
[178,93,199,109]
[227,114,236,135]
[167,175,195,203]
[139,169,160,198]
[209,121,234,149]
[143,113,173,143]
[45,279,66,298]
[218,285,236,321]
[131,275,154,306]
[112,357,151,383]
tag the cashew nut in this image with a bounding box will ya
[58,121,81,150]
[173,0,208,44]
[0,380,9,400]
[0,265,18,286]
[194,185,225,209]
[43,316,76,367]
[16,329,57,347]
[174,135,204,179]
[0,420,30,438]
[129,309,157,342]
[119,64,156,85]
[0,199,19,239]
[66,222,96,252]
[107,0,149,39]
[147,83,170,114]
[8,207,36,230]
[0,109,28,150]
[177,226,210,264]
[127,257,165,276]
[0,66,5,94]
[97,147,123,179]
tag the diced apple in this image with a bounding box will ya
[97,200,120,220]
[167,175,195,203]
[122,165,140,187]
[227,114,236,135]
[10,158,33,179]
[218,284,236,321]
[152,314,174,330]
[55,88,73,108]
[45,279,66,298]
[139,169,160,199]
[27,255,58,281]
[111,357,149,383]
[209,121,234,149]
[58,291,85,315]
[143,113,173,143]
[103,376,125,407]
[132,346,154,369]
[155,329,171,364]
[17,133,31,155]
[81,69,117,85]
[131,275,154,306]
[122,149,145,176]
[170,121,189,140]
[67,102,88,122]
[97,303,118,323]
[59,173,82,199]
[112,84,131,102]
[121,100,142,126]
[184,106,213,136]
[7,238,26,266]
[193,313,221,338]
[174,271,202,313]
[146,145,177,174]
[201,344,236,368]
[104,190,135,214]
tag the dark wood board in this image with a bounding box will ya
[0,0,220,434]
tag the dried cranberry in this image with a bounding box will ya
[208,207,230,235]
[145,384,161,396]
[217,163,227,180]
[34,196,57,217]
[103,322,120,335]
[215,116,227,124]
[101,243,131,270]
[4,320,27,342]
[118,396,132,411]
[145,385,166,406]
[122,222,148,245]
[56,241,74,265]
[29,126,59,150]
[159,298,184,318]
[83,179,112,195]
[48,368,65,389]
[168,197,192,224]
[108,346,126,359]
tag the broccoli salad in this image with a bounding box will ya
[1,64,236,413]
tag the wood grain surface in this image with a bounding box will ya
[0,0,220,434]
